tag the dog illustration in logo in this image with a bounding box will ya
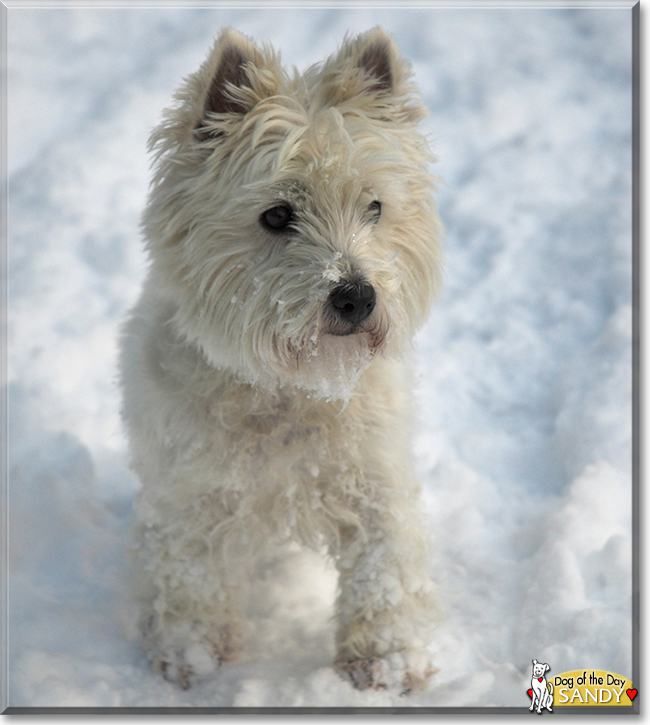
[529,659,553,713]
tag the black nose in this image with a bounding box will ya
[328,282,376,327]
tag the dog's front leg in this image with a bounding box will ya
[544,689,553,712]
[134,504,247,689]
[333,498,438,694]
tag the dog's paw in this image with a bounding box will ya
[401,660,439,695]
[152,640,220,690]
[154,652,195,690]
[336,650,437,695]
[337,657,389,691]
[144,616,243,689]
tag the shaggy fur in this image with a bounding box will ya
[120,26,444,693]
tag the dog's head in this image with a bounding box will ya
[532,660,550,679]
[143,27,443,400]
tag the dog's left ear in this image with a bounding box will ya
[319,26,425,122]
[149,28,284,152]
[194,28,283,140]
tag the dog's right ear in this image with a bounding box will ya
[316,27,426,123]
[194,28,281,140]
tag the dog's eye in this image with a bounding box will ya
[260,204,294,232]
[367,200,382,221]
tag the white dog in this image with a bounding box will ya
[530,660,553,713]
[119,26,444,693]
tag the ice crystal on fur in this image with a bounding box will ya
[120,25,444,693]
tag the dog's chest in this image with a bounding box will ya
[198,389,368,542]
[207,388,356,489]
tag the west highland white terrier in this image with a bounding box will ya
[120,26,444,694]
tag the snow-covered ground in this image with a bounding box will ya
[6,5,634,709]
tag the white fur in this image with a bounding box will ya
[120,26,444,693]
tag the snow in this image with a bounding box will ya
[6,4,633,710]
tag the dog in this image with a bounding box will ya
[119,26,444,694]
[530,660,553,713]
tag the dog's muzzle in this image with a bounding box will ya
[327,281,376,332]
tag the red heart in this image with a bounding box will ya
[527,688,533,699]
[538,677,544,682]
[627,689,638,702]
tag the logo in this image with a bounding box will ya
[528,659,553,714]
[526,661,637,711]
